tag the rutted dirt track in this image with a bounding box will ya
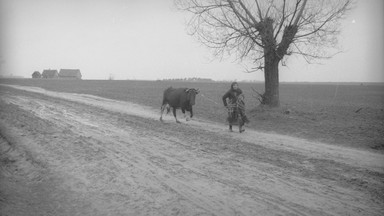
[1,84,383,216]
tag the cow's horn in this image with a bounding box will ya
[185,88,190,92]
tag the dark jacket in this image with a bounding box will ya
[222,86,243,107]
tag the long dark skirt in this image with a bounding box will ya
[227,107,249,126]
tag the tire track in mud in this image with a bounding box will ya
[1,92,298,215]
[1,84,384,215]
[2,84,383,172]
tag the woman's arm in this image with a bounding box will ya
[222,91,230,106]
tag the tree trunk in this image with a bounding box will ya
[258,18,280,107]
[263,57,280,107]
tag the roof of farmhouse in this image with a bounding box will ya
[42,69,58,75]
[59,69,81,77]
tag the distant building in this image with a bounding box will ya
[161,77,214,82]
[42,69,59,79]
[32,71,41,78]
[59,69,82,79]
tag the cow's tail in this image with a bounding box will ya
[162,86,173,105]
[160,87,173,121]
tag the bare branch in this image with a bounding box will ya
[254,0,264,21]
[288,0,302,27]
[274,0,287,40]
[295,0,352,39]
[251,87,266,104]
[175,0,354,67]
[238,0,259,25]
[227,0,254,27]
[292,0,308,26]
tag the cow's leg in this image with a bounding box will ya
[189,107,193,120]
[160,104,167,122]
[182,108,190,121]
[239,126,244,133]
[173,107,180,123]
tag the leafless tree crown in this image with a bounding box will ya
[175,0,354,70]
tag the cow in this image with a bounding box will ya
[160,87,199,123]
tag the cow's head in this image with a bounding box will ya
[185,88,199,106]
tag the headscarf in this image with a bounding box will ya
[230,82,238,91]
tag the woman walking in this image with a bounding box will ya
[222,82,250,132]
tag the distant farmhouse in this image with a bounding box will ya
[59,69,82,79]
[161,77,214,82]
[32,71,42,78]
[35,69,82,79]
[42,69,59,79]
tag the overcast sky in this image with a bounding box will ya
[1,0,383,82]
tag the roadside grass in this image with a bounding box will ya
[1,78,383,152]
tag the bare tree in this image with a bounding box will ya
[175,0,354,107]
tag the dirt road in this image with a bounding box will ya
[1,84,383,216]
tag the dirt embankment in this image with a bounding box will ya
[1,84,383,216]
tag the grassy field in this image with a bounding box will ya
[1,78,383,152]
